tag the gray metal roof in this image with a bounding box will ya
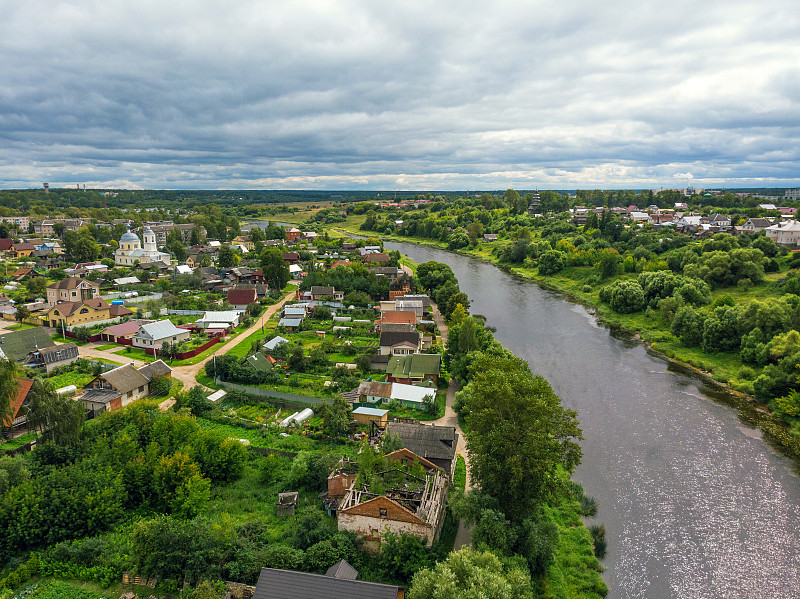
[253,568,400,599]
[137,359,172,381]
[385,422,458,463]
[325,560,358,580]
[135,319,187,341]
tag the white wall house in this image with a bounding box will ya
[132,319,191,350]
[766,220,800,246]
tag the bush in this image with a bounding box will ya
[538,250,565,276]
[602,280,646,313]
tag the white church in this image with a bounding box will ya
[114,228,172,267]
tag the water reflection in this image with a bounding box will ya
[385,241,800,599]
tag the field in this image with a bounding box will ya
[45,370,95,390]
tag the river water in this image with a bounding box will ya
[385,241,800,599]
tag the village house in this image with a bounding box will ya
[9,242,35,258]
[285,226,303,241]
[131,320,191,351]
[740,218,775,233]
[355,380,434,410]
[253,564,403,599]
[226,286,258,310]
[766,220,800,246]
[377,310,417,331]
[363,252,391,265]
[46,277,100,306]
[383,422,459,479]
[352,406,389,428]
[386,354,441,384]
[194,310,242,331]
[336,448,448,550]
[100,320,145,343]
[378,330,422,355]
[45,297,111,329]
[23,342,79,372]
[82,360,172,414]
[298,285,345,301]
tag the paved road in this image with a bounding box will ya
[429,302,473,549]
[71,285,299,394]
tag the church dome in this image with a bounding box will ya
[120,230,139,243]
[143,228,155,236]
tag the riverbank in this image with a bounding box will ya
[347,228,800,464]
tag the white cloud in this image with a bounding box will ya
[0,0,798,189]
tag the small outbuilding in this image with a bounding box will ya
[276,491,299,517]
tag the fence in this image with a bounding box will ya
[136,334,224,359]
[247,446,299,459]
[217,380,332,406]
[163,309,206,316]
[101,292,163,303]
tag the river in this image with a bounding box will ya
[384,240,800,599]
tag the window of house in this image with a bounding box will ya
[379,508,387,518]
[127,391,132,398]
[138,386,144,393]
[371,528,379,538]
[80,308,89,314]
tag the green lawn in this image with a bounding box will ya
[94,343,119,351]
[6,322,38,331]
[0,431,38,452]
[50,334,88,346]
[45,370,95,389]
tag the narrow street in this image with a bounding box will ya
[429,301,473,549]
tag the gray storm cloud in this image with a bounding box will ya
[0,0,798,189]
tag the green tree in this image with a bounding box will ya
[461,355,582,519]
[261,248,291,290]
[0,359,19,435]
[72,234,101,262]
[217,245,237,268]
[25,379,85,446]
[165,227,188,262]
[24,276,47,298]
[671,307,705,347]
[408,547,533,599]
[537,250,564,276]
[317,397,352,437]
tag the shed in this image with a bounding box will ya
[276,492,299,517]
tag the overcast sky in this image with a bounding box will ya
[1,1,799,191]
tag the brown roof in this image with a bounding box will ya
[357,381,392,398]
[227,287,257,306]
[47,276,99,290]
[2,378,33,427]
[0,239,13,251]
[102,321,142,337]
[364,253,390,263]
[49,297,109,317]
[109,304,133,317]
[12,243,35,251]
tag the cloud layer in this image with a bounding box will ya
[1,0,799,190]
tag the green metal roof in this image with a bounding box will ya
[247,352,273,372]
[386,353,441,379]
[0,327,56,361]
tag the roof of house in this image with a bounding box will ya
[247,353,273,372]
[379,330,420,348]
[227,287,257,305]
[325,560,359,581]
[357,380,392,398]
[80,388,121,405]
[310,285,335,296]
[279,317,303,328]
[390,382,434,404]
[109,304,134,317]
[100,363,150,393]
[0,327,56,361]
[386,354,441,379]
[381,311,416,325]
[746,218,774,227]
[263,335,290,351]
[29,343,79,365]
[196,311,241,325]
[47,276,99,290]
[12,243,35,251]
[384,422,458,463]
[2,378,33,427]
[253,568,400,599]
[352,406,388,417]
[0,239,13,251]
[113,276,141,285]
[103,321,142,338]
[134,319,187,341]
[137,359,172,381]
[363,253,391,263]
[49,298,110,317]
